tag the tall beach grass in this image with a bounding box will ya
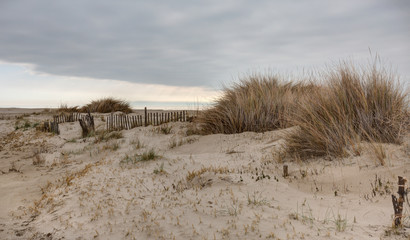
[286,61,408,158]
[199,59,409,159]
[198,74,314,134]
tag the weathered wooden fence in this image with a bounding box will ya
[41,108,191,134]
[42,120,59,134]
[53,112,84,124]
[106,108,189,131]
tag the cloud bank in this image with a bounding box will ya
[0,0,409,89]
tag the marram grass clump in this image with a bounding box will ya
[80,97,132,113]
[199,74,314,134]
[285,61,409,158]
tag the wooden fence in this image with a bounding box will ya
[106,108,189,131]
[53,112,84,124]
[42,120,59,134]
[41,108,191,134]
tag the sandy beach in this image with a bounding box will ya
[0,108,408,239]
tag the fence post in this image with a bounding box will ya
[156,112,159,126]
[144,107,148,127]
[392,176,407,227]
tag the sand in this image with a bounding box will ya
[0,109,409,239]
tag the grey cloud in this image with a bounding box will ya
[0,0,409,88]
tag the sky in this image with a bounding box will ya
[0,0,409,108]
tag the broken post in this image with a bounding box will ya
[79,110,95,137]
[283,165,288,178]
[392,176,407,227]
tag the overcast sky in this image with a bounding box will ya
[0,0,409,108]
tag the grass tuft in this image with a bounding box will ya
[57,104,79,113]
[80,97,132,113]
[286,59,409,158]
[198,74,313,134]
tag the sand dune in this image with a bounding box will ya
[0,110,409,239]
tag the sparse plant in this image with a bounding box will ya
[33,152,45,166]
[15,120,34,131]
[121,149,160,164]
[153,162,166,174]
[289,199,315,225]
[159,124,172,134]
[102,141,120,151]
[186,166,230,182]
[130,138,144,149]
[140,149,159,161]
[168,138,178,149]
[169,137,198,149]
[94,130,123,143]
[333,213,347,232]
[247,191,269,206]
[9,161,22,173]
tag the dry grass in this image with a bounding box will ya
[286,60,409,158]
[199,74,314,134]
[80,97,132,113]
[93,130,123,143]
[57,104,79,113]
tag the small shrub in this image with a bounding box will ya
[80,97,132,113]
[140,149,159,161]
[15,120,35,131]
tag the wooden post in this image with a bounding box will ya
[115,115,117,131]
[156,112,159,126]
[283,165,288,178]
[79,111,95,137]
[131,116,134,128]
[144,107,148,127]
[392,176,407,227]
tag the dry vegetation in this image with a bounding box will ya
[80,97,132,113]
[58,98,132,114]
[57,104,79,113]
[286,61,408,158]
[199,74,314,134]
[199,59,409,159]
